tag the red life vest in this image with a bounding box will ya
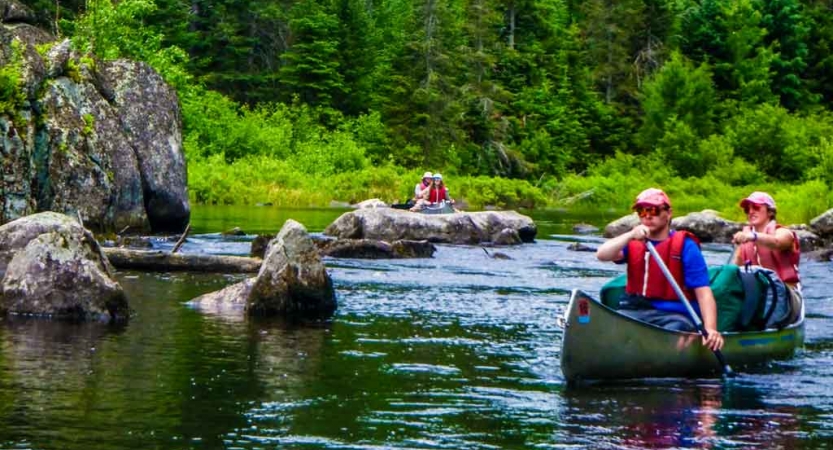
[428,186,448,204]
[738,222,800,284]
[625,231,698,301]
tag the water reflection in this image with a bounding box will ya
[562,381,807,449]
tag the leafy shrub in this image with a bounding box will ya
[454,176,547,209]
[725,105,833,181]
[0,40,25,117]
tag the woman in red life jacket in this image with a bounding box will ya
[409,173,454,211]
[731,192,801,288]
[596,188,724,351]
[427,173,453,205]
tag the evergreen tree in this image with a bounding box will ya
[279,0,348,109]
[804,0,833,104]
[638,51,716,150]
[382,0,467,168]
[756,0,812,110]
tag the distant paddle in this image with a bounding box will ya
[645,241,735,378]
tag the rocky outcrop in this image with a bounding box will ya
[603,215,639,238]
[316,238,435,259]
[188,220,337,318]
[324,208,536,245]
[810,209,833,237]
[672,210,743,243]
[1,0,34,22]
[491,228,521,246]
[573,223,599,235]
[0,212,128,320]
[0,1,188,233]
[252,234,436,259]
[353,198,388,209]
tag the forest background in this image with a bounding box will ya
[10,0,833,224]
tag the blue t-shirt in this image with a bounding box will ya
[618,231,710,313]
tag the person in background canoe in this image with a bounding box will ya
[414,171,433,203]
[596,188,724,351]
[731,192,801,289]
[410,173,454,211]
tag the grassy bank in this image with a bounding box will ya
[187,153,833,226]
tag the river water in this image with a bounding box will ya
[1,206,832,449]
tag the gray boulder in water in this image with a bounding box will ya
[0,212,128,321]
[316,238,435,259]
[189,220,337,318]
[810,208,833,238]
[324,208,536,245]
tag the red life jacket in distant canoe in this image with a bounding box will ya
[428,186,448,204]
[625,231,698,301]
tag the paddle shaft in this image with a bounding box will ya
[644,241,735,377]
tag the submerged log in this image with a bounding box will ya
[103,248,261,273]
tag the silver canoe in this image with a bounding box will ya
[420,202,455,215]
[559,289,805,383]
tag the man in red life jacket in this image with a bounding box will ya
[596,188,724,351]
[731,192,801,289]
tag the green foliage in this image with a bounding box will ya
[452,176,548,209]
[805,0,833,104]
[654,118,701,176]
[279,0,348,107]
[0,40,25,118]
[72,0,192,91]
[638,52,716,150]
[35,42,56,58]
[805,138,833,185]
[757,0,813,110]
[48,0,833,212]
[769,180,833,224]
[81,113,95,136]
[182,88,294,161]
[724,104,833,181]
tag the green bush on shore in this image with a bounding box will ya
[187,152,832,225]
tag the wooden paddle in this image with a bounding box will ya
[645,241,735,378]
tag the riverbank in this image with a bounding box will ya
[188,154,833,226]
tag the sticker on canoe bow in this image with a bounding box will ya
[578,298,590,324]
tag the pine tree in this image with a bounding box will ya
[756,0,813,110]
[279,0,348,108]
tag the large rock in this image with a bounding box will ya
[1,0,34,23]
[810,209,833,238]
[792,227,823,253]
[103,60,189,232]
[603,214,639,238]
[0,212,128,320]
[672,210,743,243]
[353,198,388,209]
[317,238,436,259]
[323,208,537,245]
[189,220,337,318]
[0,4,188,233]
